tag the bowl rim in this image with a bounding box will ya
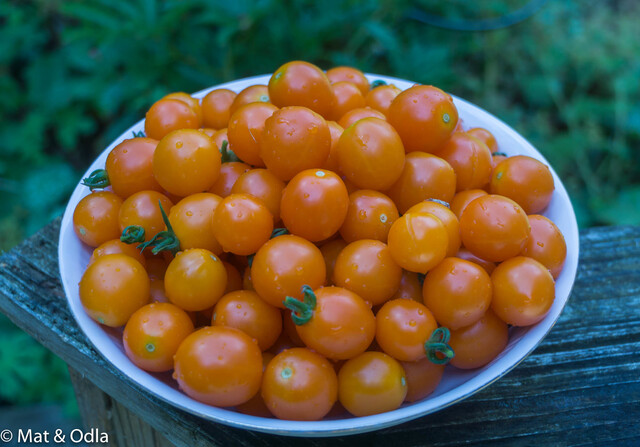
[58,73,580,437]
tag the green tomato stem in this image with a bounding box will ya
[424,327,455,365]
[81,169,110,191]
[120,225,145,244]
[283,285,317,325]
[136,201,180,255]
[220,140,241,163]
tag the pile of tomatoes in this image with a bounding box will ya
[73,60,567,421]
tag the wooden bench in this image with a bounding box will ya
[1,218,639,446]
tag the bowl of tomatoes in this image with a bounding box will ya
[59,62,579,436]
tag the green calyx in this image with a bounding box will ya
[371,79,387,89]
[493,152,508,157]
[424,327,455,365]
[271,228,289,238]
[120,225,145,244]
[81,169,110,191]
[132,130,146,138]
[136,201,180,256]
[283,285,317,325]
[220,140,241,163]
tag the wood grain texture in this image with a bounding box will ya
[0,219,639,447]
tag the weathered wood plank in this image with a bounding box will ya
[0,219,639,446]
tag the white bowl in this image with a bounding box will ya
[58,74,579,437]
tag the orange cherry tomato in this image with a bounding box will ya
[168,193,223,254]
[287,286,375,360]
[211,193,273,255]
[164,249,227,311]
[455,248,497,275]
[330,81,366,121]
[436,133,493,191]
[280,169,349,242]
[213,290,282,351]
[144,98,199,141]
[326,66,370,96]
[231,168,285,223]
[339,190,399,243]
[74,191,123,247]
[385,152,456,214]
[319,238,348,286]
[79,254,150,327]
[153,129,221,197]
[105,138,163,198]
[459,194,531,262]
[210,128,228,151]
[201,88,237,129]
[450,189,488,221]
[123,302,194,372]
[260,106,331,181]
[118,190,173,242]
[333,240,402,306]
[467,127,498,153]
[338,107,386,129]
[322,121,344,173]
[521,214,567,278]
[449,309,508,369]
[89,239,147,268]
[365,84,401,117]
[208,161,251,198]
[268,61,334,118]
[229,85,270,117]
[338,351,407,417]
[375,298,438,362]
[235,351,276,417]
[390,270,423,302]
[262,347,338,421]
[401,357,444,402]
[251,234,326,308]
[173,326,262,407]
[198,128,216,138]
[337,117,405,191]
[491,152,508,170]
[163,92,202,126]
[422,257,492,330]
[387,85,458,153]
[387,212,448,273]
[491,256,555,326]
[490,155,555,214]
[227,102,278,167]
[406,200,461,257]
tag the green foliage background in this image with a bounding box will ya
[0,0,638,411]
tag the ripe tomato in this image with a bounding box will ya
[490,155,555,214]
[174,326,263,407]
[339,190,398,243]
[211,193,273,255]
[73,191,123,247]
[79,254,149,327]
[201,88,237,129]
[338,351,407,417]
[319,238,348,286]
[145,98,199,140]
[163,92,202,125]
[208,161,251,198]
[385,152,456,214]
[213,290,282,351]
[164,249,227,311]
[449,309,508,369]
[251,234,326,308]
[123,302,194,372]
[406,200,460,257]
[337,117,405,191]
[401,357,444,402]
[118,191,174,242]
[262,348,338,421]
[375,298,437,362]
[467,127,498,153]
[491,152,508,170]
[89,239,147,268]
[235,352,275,418]
[333,240,402,306]
[329,81,366,121]
[286,286,375,360]
[450,189,488,221]
[268,61,334,117]
[260,106,331,181]
[387,212,448,273]
[491,256,555,326]
[387,85,458,153]
[338,107,386,129]
[436,133,493,191]
[227,102,278,167]
[105,138,163,198]
[322,120,344,173]
[521,215,567,278]
[455,248,496,275]
[390,270,423,302]
[326,66,370,96]
[168,193,223,254]
[153,129,221,197]
[210,128,228,151]
[229,85,270,117]
[422,257,492,330]
[231,168,285,223]
[280,169,349,242]
[365,84,401,117]
[459,194,531,262]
